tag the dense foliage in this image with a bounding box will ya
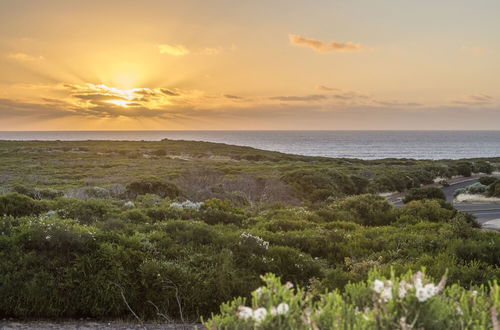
[206,272,500,329]
[403,187,446,204]
[0,192,498,321]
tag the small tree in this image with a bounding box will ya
[473,161,494,174]
[455,162,472,177]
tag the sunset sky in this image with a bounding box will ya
[1,0,499,130]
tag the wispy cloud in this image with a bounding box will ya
[316,85,341,92]
[289,34,364,52]
[158,44,190,56]
[224,94,243,100]
[452,93,494,106]
[460,46,491,55]
[6,52,45,61]
[270,94,327,102]
[201,47,220,55]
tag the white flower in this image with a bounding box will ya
[415,287,427,302]
[276,303,289,315]
[124,201,135,208]
[414,277,423,290]
[285,282,294,289]
[255,287,263,299]
[170,200,203,210]
[398,281,412,299]
[372,280,385,294]
[237,306,253,320]
[45,235,51,240]
[239,232,270,250]
[424,284,437,298]
[381,286,392,302]
[456,306,463,315]
[253,307,267,324]
[472,290,478,297]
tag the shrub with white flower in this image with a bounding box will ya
[169,200,203,210]
[123,201,135,208]
[205,270,499,330]
[239,232,270,252]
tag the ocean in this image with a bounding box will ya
[0,130,499,160]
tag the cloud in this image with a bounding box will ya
[376,100,422,107]
[158,44,190,56]
[160,88,180,96]
[317,85,341,92]
[224,94,243,100]
[201,47,220,55]
[270,94,328,102]
[6,52,45,61]
[461,46,491,55]
[3,80,498,130]
[453,93,494,106]
[289,34,364,52]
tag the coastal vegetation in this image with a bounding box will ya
[0,140,499,325]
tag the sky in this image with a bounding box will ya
[0,0,499,130]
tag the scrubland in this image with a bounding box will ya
[0,140,498,328]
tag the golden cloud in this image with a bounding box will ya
[6,52,45,61]
[158,44,190,56]
[289,34,364,52]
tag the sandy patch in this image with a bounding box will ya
[482,219,500,231]
[378,192,397,198]
[454,194,500,203]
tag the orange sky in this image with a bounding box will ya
[1,0,499,130]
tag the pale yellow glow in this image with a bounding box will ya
[106,99,130,107]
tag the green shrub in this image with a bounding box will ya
[120,209,151,224]
[397,200,454,224]
[403,187,446,204]
[0,193,47,217]
[332,194,395,226]
[199,198,245,225]
[487,181,500,197]
[205,271,499,329]
[11,185,62,200]
[125,178,183,199]
[55,198,117,224]
[479,176,498,186]
[455,162,472,177]
[152,149,167,156]
[264,246,322,284]
[465,182,488,194]
[474,161,494,174]
[282,169,355,202]
[84,186,110,199]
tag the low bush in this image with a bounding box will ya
[487,181,500,197]
[12,185,63,200]
[331,194,395,226]
[479,176,498,186]
[397,200,455,224]
[281,169,356,202]
[403,186,446,204]
[0,193,47,217]
[199,198,245,225]
[206,271,499,329]
[474,161,494,174]
[125,178,183,199]
[54,198,117,224]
